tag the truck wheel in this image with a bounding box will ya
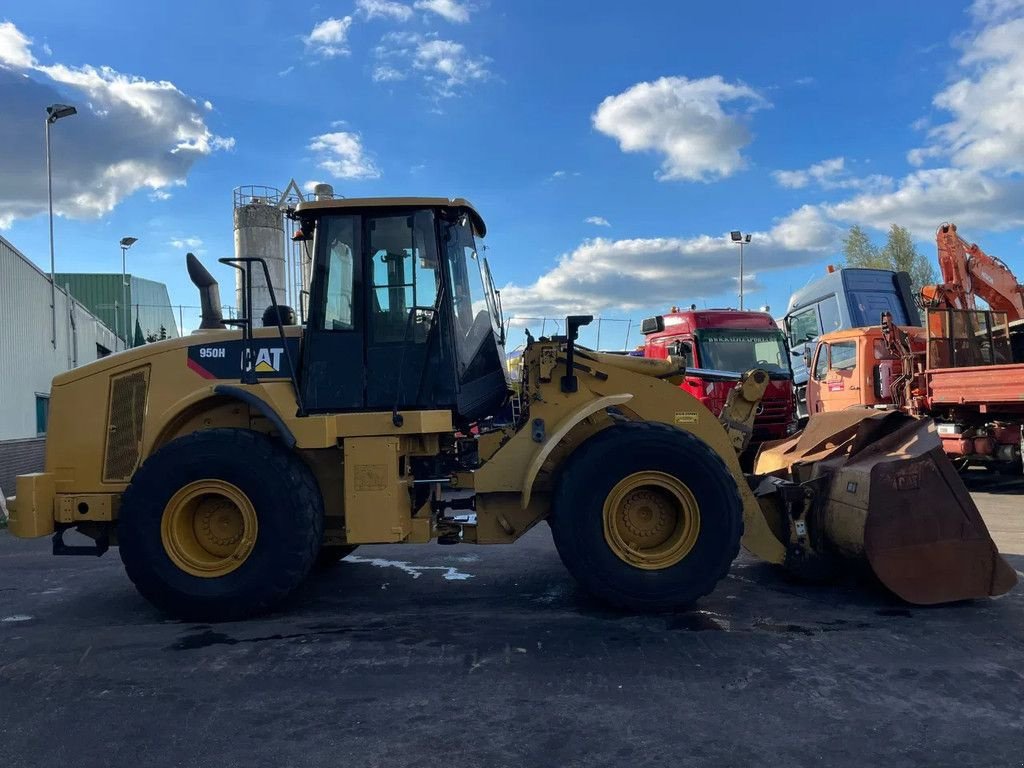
[118,429,323,621]
[315,544,358,570]
[551,422,742,611]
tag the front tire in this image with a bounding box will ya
[118,429,323,621]
[550,422,743,611]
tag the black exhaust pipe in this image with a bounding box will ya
[186,252,226,330]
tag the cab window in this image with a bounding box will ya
[788,307,820,346]
[667,339,694,366]
[812,343,829,381]
[819,296,842,334]
[367,212,440,344]
[320,215,357,331]
[830,341,857,371]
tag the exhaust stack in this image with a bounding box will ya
[185,253,226,330]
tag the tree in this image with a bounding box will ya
[842,225,887,269]
[841,224,936,297]
[879,224,936,295]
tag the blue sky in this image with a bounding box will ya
[3,0,1024,349]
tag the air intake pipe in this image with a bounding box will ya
[186,252,226,330]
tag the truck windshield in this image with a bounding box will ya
[442,213,502,373]
[694,330,792,378]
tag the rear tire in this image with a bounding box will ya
[119,429,323,621]
[550,422,743,611]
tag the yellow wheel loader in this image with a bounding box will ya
[6,197,1015,620]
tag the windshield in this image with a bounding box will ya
[694,329,792,378]
[442,213,501,370]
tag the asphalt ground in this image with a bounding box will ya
[1,474,1022,768]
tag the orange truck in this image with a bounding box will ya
[808,310,1023,471]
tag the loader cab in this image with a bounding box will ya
[294,197,508,424]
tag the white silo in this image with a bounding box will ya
[233,186,286,321]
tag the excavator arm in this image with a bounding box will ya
[924,222,1024,320]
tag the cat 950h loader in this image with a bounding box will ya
[6,197,1015,619]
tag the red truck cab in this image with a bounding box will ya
[641,307,797,443]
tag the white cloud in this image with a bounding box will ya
[374,32,490,97]
[169,236,203,250]
[592,75,768,182]
[373,65,407,82]
[772,157,893,192]
[773,157,845,189]
[278,65,295,77]
[414,38,490,95]
[585,216,611,227]
[305,17,354,58]
[149,190,173,201]
[500,207,839,318]
[0,21,34,68]
[309,131,381,179]
[910,3,1024,172]
[823,168,1024,236]
[0,21,233,227]
[414,0,472,23]
[357,0,414,21]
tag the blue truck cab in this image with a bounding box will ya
[783,268,920,420]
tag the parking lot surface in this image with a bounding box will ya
[1,474,1022,768]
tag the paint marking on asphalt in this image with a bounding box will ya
[345,555,473,581]
[1,615,33,623]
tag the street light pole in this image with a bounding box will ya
[120,237,138,349]
[45,104,77,348]
[729,230,752,310]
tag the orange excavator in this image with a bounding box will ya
[922,222,1024,319]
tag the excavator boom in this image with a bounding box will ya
[925,222,1024,320]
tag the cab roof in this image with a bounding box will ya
[294,196,486,237]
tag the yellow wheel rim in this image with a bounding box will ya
[160,480,258,578]
[602,471,700,570]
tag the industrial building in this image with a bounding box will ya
[0,235,120,495]
[54,272,179,348]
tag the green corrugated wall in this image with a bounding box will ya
[54,273,179,347]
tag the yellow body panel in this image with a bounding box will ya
[10,328,779,566]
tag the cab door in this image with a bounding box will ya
[299,213,366,412]
[814,340,863,412]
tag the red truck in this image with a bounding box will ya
[641,307,798,443]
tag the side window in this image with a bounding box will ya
[35,393,50,435]
[321,216,357,331]
[368,212,440,344]
[788,307,820,346]
[818,296,842,335]
[812,344,829,381]
[668,339,694,366]
[830,341,857,371]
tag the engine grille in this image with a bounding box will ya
[103,367,150,483]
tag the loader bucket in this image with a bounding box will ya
[754,409,1017,605]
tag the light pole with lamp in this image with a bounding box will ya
[120,237,138,349]
[45,103,77,348]
[729,230,752,310]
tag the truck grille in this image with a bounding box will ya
[103,367,150,483]
[755,399,790,424]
